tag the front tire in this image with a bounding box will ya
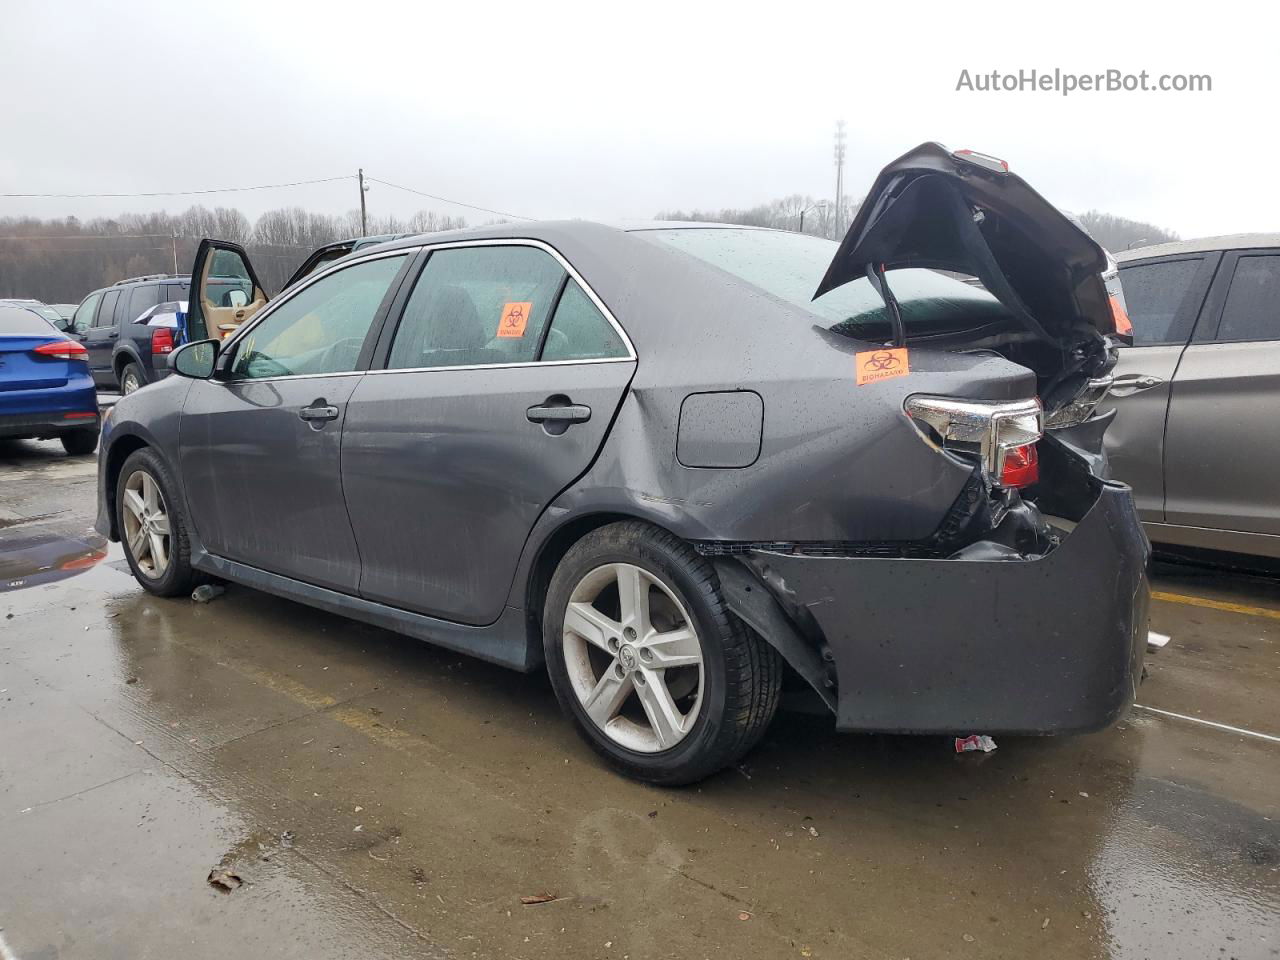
[116,447,203,597]
[61,429,98,456]
[543,521,781,785]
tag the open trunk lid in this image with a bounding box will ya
[816,143,1117,409]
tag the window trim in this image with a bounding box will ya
[366,238,636,377]
[217,239,636,383]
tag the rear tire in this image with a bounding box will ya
[543,520,781,785]
[61,429,98,456]
[120,363,144,395]
[116,447,204,597]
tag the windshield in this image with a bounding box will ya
[642,227,1011,337]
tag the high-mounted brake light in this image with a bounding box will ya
[952,148,1010,174]
[151,327,175,355]
[32,340,88,361]
[903,395,1043,487]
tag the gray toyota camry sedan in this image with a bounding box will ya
[95,144,1150,784]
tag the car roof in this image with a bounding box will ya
[1117,233,1280,261]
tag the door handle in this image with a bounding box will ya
[1108,373,1165,398]
[298,404,340,422]
[107,332,119,340]
[526,403,591,424]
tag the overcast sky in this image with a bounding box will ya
[2,0,1270,239]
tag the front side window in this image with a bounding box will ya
[72,292,101,334]
[228,255,407,380]
[542,280,629,361]
[1117,258,1204,346]
[1217,255,1280,342]
[208,249,255,307]
[387,246,566,369]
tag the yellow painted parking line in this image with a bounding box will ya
[1151,590,1280,621]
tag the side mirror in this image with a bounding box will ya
[170,339,219,379]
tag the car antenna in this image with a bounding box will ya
[864,262,907,348]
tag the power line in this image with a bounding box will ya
[0,175,354,199]
[0,234,173,240]
[365,176,533,221]
[2,170,535,222]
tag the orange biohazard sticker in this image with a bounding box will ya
[497,301,532,338]
[855,348,910,385]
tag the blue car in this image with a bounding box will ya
[0,305,101,455]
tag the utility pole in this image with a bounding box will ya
[171,234,178,274]
[358,168,368,237]
[833,120,847,239]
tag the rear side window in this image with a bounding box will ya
[387,246,566,369]
[95,290,121,327]
[127,284,163,324]
[1117,258,1204,346]
[1216,255,1280,342]
[542,280,629,361]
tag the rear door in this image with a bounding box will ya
[1164,250,1280,536]
[1103,253,1219,520]
[179,248,414,590]
[84,288,121,386]
[342,242,636,624]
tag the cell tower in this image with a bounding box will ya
[833,120,847,238]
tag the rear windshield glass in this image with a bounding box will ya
[642,227,1010,336]
[0,307,58,336]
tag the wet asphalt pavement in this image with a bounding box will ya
[1,437,1277,960]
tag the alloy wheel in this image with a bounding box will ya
[562,562,704,753]
[121,469,171,579]
[121,371,141,395]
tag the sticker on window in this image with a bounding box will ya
[855,348,910,385]
[497,301,532,338]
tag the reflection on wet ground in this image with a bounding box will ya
[1,438,1277,959]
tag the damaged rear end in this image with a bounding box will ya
[717,143,1150,734]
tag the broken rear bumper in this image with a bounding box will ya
[743,480,1150,735]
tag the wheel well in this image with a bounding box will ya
[115,353,137,378]
[524,512,637,639]
[102,435,150,540]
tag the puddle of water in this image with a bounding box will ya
[0,528,108,592]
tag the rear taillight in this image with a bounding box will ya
[903,395,1043,487]
[151,328,175,355]
[999,443,1039,488]
[32,340,88,361]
